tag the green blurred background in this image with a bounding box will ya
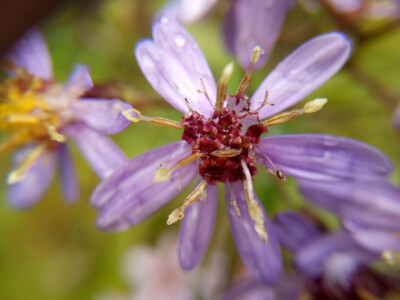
[0,0,400,299]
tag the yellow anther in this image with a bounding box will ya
[154,168,172,183]
[7,144,47,184]
[167,207,185,225]
[241,159,268,243]
[121,108,142,122]
[122,108,182,129]
[46,124,66,142]
[250,46,264,65]
[216,62,234,113]
[211,148,242,158]
[262,98,328,126]
[382,250,400,267]
[231,200,241,217]
[262,110,302,126]
[154,152,203,183]
[303,98,327,113]
[167,179,208,225]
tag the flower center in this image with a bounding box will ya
[181,95,267,185]
[0,70,66,155]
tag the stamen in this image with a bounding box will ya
[122,108,182,129]
[256,147,286,182]
[236,46,264,96]
[241,160,268,243]
[167,179,208,225]
[2,114,41,124]
[382,250,400,267]
[230,190,241,217]
[154,152,203,182]
[46,124,66,142]
[262,98,328,126]
[7,144,47,184]
[249,46,264,71]
[303,98,328,113]
[211,148,242,158]
[184,98,193,113]
[216,62,234,113]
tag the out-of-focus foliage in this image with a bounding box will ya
[0,0,399,299]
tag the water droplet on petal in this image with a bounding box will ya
[174,34,186,47]
[323,136,339,147]
[141,55,155,72]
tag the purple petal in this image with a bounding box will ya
[58,143,79,202]
[179,183,217,269]
[8,147,57,208]
[158,0,219,24]
[6,28,53,80]
[135,17,216,117]
[256,134,392,181]
[273,211,320,251]
[250,32,352,119]
[326,0,363,13]
[91,141,197,231]
[295,232,371,278]
[225,181,282,283]
[223,0,290,70]
[352,230,400,253]
[64,124,127,178]
[64,64,93,96]
[299,180,400,231]
[220,280,275,300]
[69,98,132,134]
[221,275,305,300]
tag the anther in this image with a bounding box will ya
[236,46,264,96]
[7,144,47,184]
[122,108,182,129]
[167,179,208,225]
[382,250,400,267]
[241,160,268,243]
[46,124,66,142]
[262,98,328,126]
[276,169,287,182]
[154,152,204,182]
[211,148,242,158]
[184,98,193,113]
[216,62,234,113]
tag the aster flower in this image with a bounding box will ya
[0,29,131,208]
[273,211,400,299]
[91,17,393,282]
[306,0,400,19]
[298,179,400,266]
[159,0,291,70]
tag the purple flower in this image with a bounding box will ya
[0,28,131,208]
[160,0,291,70]
[273,211,394,298]
[91,17,392,282]
[220,275,305,300]
[298,179,400,265]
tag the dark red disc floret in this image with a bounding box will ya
[181,95,267,185]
